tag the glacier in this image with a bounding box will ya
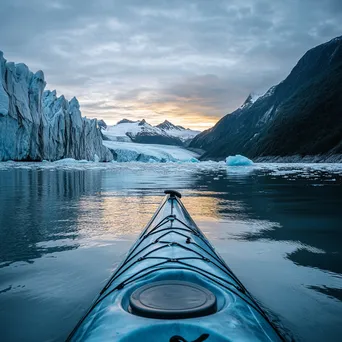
[0,52,113,162]
[103,141,199,162]
[0,51,204,164]
[226,155,254,166]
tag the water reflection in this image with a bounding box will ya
[83,194,165,238]
[192,168,342,275]
[0,169,104,267]
[309,286,342,302]
[0,164,341,342]
[2,167,340,281]
[191,168,342,341]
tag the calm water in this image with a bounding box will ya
[0,162,341,342]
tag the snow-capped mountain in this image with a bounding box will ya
[156,120,185,130]
[102,119,200,146]
[156,120,200,143]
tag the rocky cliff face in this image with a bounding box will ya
[0,52,112,162]
[190,36,342,160]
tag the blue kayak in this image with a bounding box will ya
[68,190,284,342]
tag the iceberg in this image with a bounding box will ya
[226,155,254,166]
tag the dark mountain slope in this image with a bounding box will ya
[190,36,342,160]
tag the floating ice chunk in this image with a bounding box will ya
[148,158,157,163]
[53,158,89,164]
[186,157,200,163]
[176,157,200,163]
[226,155,254,166]
[54,158,79,164]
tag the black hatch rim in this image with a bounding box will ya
[129,280,217,319]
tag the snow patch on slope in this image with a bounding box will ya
[240,88,276,110]
[258,105,275,126]
[161,126,200,142]
[240,93,262,109]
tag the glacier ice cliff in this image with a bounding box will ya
[0,52,112,162]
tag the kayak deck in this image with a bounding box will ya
[68,190,283,342]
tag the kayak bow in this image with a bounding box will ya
[68,190,284,342]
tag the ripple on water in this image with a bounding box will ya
[0,162,341,342]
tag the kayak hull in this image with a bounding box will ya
[68,192,283,342]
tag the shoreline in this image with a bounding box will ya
[254,154,342,163]
[1,153,342,164]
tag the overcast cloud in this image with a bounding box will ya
[0,0,341,129]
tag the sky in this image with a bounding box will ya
[0,0,341,130]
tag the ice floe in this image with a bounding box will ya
[1,160,341,186]
[226,155,254,166]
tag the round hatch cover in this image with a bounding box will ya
[129,280,217,319]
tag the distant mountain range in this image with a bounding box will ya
[102,119,200,146]
[2,35,341,163]
[190,36,342,161]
